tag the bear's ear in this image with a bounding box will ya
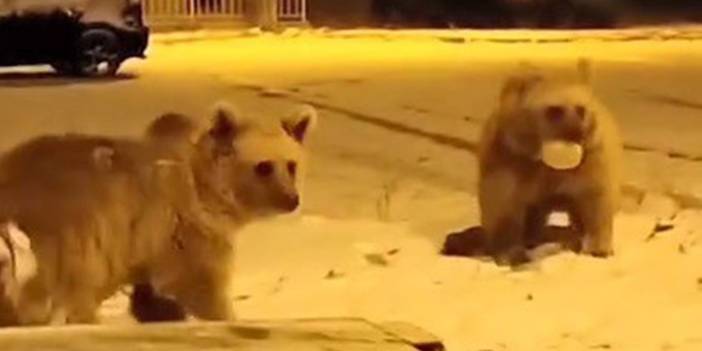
[282,104,318,144]
[500,63,544,107]
[146,112,198,142]
[577,58,593,85]
[196,101,250,156]
[210,101,247,142]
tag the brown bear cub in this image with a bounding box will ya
[0,101,317,325]
[477,60,623,266]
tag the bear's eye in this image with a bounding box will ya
[254,161,274,178]
[545,105,565,123]
[287,161,297,177]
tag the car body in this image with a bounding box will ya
[0,0,149,77]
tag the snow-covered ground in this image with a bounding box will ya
[4,28,702,350]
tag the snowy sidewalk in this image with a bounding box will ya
[102,213,702,351]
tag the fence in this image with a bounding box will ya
[277,0,306,22]
[144,0,306,24]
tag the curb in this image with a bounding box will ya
[150,30,255,45]
[323,26,702,43]
[149,26,702,46]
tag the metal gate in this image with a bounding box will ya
[145,0,245,21]
[277,0,306,22]
[144,0,306,23]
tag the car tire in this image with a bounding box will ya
[74,28,122,78]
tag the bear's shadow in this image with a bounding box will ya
[441,223,581,266]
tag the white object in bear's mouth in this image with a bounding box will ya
[541,141,584,170]
[547,211,571,228]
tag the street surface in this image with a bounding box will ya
[2,28,702,350]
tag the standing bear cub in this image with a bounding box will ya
[0,101,317,325]
[478,59,623,266]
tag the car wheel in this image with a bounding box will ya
[75,28,122,78]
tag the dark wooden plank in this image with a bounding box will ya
[376,321,445,351]
[0,318,438,351]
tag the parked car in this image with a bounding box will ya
[0,0,149,77]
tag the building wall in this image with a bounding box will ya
[306,0,374,27]
[305,0,702,29]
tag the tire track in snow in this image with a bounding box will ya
[228,81,481,154]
